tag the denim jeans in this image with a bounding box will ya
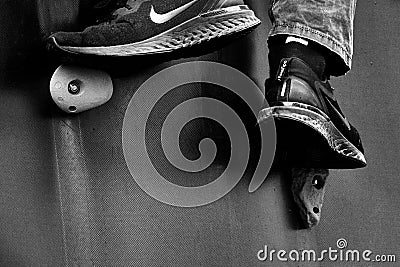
[268,0,357,75]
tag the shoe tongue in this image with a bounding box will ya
[289,58,335,98]
[91,0,128,23]
[94,0,127,10]
[288,58,320,82]
[111,0,149,21]
[94,0,114,9]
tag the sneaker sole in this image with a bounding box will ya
[258,102,367,169]
[50,5,260,56]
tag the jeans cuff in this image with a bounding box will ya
[269,22,352,74]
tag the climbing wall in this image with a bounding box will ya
[0,0,398,266]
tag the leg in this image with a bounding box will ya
[258,0,365,228]
[258,0,366,169]
[268,0,357,76]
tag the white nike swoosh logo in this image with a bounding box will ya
[150,0,199,24]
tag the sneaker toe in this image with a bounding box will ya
[82,23,134,46]
[51,22,135,47]
[51,31,84,47]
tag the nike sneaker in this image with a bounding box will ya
[48,0,261,56]
[258,57,367,169]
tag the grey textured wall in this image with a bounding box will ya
[0,0,398,266]
[315,1,400,265]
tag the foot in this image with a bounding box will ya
[258,57,366,169]
[48,0,260,56]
